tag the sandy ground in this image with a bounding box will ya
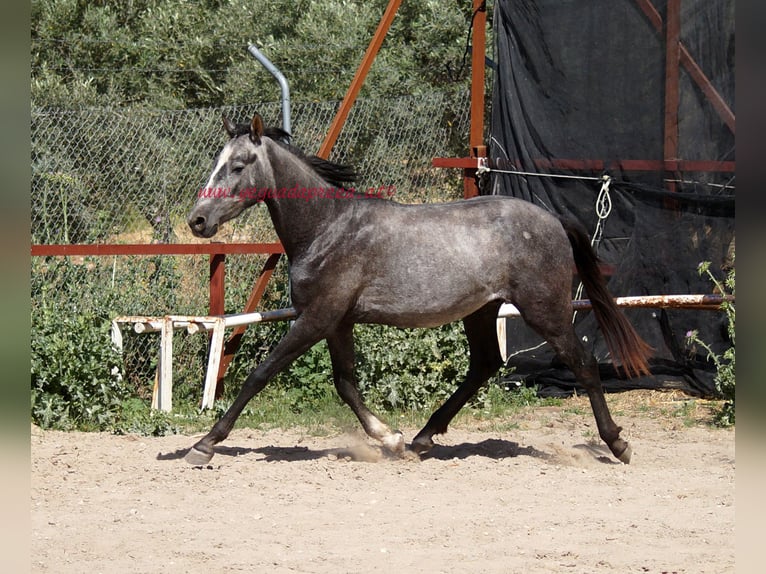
[31,392,734,573]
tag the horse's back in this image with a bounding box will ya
[359,195,570,270]
[339,195,573,327]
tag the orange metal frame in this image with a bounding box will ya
[433,0,735,195]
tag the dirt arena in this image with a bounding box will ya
[31,391,734,573]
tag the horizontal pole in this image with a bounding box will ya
[498,293,733,318]
[119,293,730,335]
[31,242,285,257]
[114,315,209,334]
[433,157,736,173]
[113,308,300,335]
[187,308,299,334]
[121,293,730,334]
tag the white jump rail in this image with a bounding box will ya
[111,308,298,412]
[111,294,730,412]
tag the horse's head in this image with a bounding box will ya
[187,113,274,238]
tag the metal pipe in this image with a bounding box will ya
[246,43,294,330]
[247,43,291,135]
[497,294,734,318]
[187,307,299,334]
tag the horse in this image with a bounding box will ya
[185,113,652,466]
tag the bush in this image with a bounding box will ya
[30,256,209,432]
[277,341,338,412]
[31,307,128,430]
[353,322,472,412]
[684,258,735,426]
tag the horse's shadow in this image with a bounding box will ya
[157,444,332,463]
[421,438,551,461]
[157,438,555,464]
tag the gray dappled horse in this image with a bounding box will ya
[185,114,652,466]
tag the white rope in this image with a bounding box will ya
[573,174,612,323]
[479,164,602,182]
[591,174,613,248]
[504,340,548,361]
[484,164,734,193]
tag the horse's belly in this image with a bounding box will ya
[352,285,499,328]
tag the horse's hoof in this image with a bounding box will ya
[382,431,405,455]
[616,443,632,464]
[409,436,434,456]
[185,446,214,466]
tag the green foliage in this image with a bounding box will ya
[353,323,471,411]
[32,0,477,108]
[30,254,541,435]
[684,257,735,426]
[277,342,338,413]
[31,306,127,431]
[30,256,210,431]
[113,398,181,436]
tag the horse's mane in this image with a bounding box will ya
[229,121,357,189]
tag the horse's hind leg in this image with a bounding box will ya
[553,332,631,462]
[520,300,632,463]
[411,303,504,455]
[326,322,405,455]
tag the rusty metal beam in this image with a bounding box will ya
[662,0,681,207]
[664,0,681,197]
[433,157,735,173]
[635,0,735,134]
[31,242,285,257]
[316,0,402,159]
[209,253,226,317]
[499,294,734,317]
[469,0,488,152]
[464,0,488,199]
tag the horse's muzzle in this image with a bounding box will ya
[187,213,219,238]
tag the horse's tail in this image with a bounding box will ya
[560,217,653,378]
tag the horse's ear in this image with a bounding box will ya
[222,115,237,138]
[250,113,264,145]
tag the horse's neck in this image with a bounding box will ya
[263,143,351,257]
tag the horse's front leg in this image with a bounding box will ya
[185,317,324,465]
[326,322,405,455]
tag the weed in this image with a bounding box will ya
[684,257,735,427]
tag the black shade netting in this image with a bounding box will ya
[486,0,735,397]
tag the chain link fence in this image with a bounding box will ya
[32,92,471,245]
[31,91,472,398]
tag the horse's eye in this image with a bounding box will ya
[231,165,244,175]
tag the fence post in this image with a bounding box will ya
[465,0,487,199]
[209,253,226,315]
[208,252,226,397]
[215,252,282,397]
